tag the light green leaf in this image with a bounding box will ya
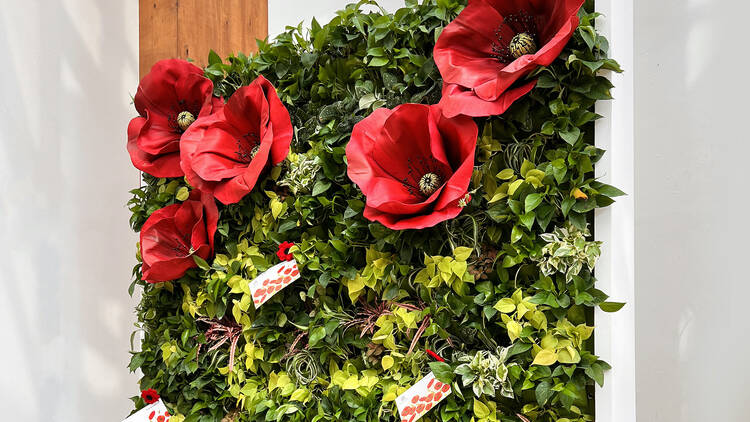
[599,302,626,312]
[532,349,558,366]
[494,298,516,313]
[473,399,491,419]
[308,327,326,347]
[525,193,543,213]
[497,168,515,180]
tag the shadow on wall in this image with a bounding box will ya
[0,0,139,420]
[634,0,750,420]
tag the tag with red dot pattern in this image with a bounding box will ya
[122,399,171,422]
[248,259,301,308]
[395,372,452,422]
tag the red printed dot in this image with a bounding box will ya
[284,268,292,274]
[434,392,442,401]
[434,381,443,390]
[149,411,155,420]
[277,266,284,273]
[157,416,165,422]
[282,276,291,284]
[441,384,450,393]
[262,279,269,286]
[290,270,299,276]
[416,404,425,413]
[411,395,419,404]
[427,379,434,389]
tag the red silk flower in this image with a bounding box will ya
[277,241,295,261]
[127,59,223,177]
[140,190,219,283]
[346,103,477,230]
[434,0,584,118]
[180,76,293,205]
[140,388,160,404]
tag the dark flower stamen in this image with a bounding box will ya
[236,132,260,162]
[491,11,539,64]
[400,156,445,198]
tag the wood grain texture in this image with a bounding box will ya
[140,0,268,78]
[139,0,178,78]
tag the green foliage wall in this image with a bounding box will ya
[127,0,624,421]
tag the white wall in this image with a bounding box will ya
[0,0,140,420]
[634,0,750,420]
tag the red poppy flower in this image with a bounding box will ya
[141,388,160,404]
[346,103,478,230]
[140,190,219,283]
[180,76,293,205]
[277,241,295,261]
[127,59,223,177]
[434,0,584,117]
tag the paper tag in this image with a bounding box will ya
[122,400,171,422]
[249,259,300,307]
[395,372,452,422]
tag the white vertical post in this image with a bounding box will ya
[594,0,636,420]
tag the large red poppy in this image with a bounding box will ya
[140,190,219,283]
[127,59,223,177]
[346,104,477,230]
[434,0,584,118]
[180,76,293,205]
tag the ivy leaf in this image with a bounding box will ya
[532,350,558,366]
[535,380,554,405]
[559,126,581,145]
[525,193,543,213]
[312,180,331,196]
[585,362,606,387]
[192,255,210,270]
[429,362,454,384]
[308,327,326,347]
[599,302,626,312]
[208,49,222,65]
[473,399,491,419]
[591,182,627,197]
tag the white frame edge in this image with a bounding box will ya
[594,0,636,420]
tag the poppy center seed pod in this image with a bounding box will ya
[176,110,196,131]
[419,173,442,196]
[509,32,537,58]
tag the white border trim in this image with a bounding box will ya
[594,0,636,420]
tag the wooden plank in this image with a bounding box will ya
[139,0,178,78]
[177,0,268,67]
[140,0,268,78]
